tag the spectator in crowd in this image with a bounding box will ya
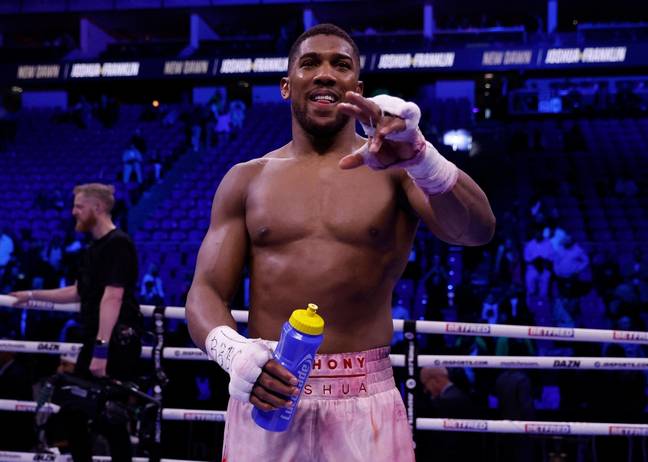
[141,263,165,305]
[498,283,527,320]
[162,105,180,127]
[610,275,646,321]
[0,226,14,278]
[591,249,622,303]
[149,149,163,183]
[481,290,499,324]
[417,367,478,461]
[122,144,143,184]
[130,128,147,155]
[494,236,522,287]
[70,96,92,129]
[41,235,65,287]
[528,194,548,226]
[215,109,231,147]
[419,367,474,417]
[35,189,65,211]
[495,339,538,462]
[229,99,247,137]
[544,217,568,252]
[205,101,219,149]
[188,107,204,152]
[553,234,590,293]
[524,227,555,304]
[21,238,51,290]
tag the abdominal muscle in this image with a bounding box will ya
[246,237,411,353]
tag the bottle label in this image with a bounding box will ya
[280,353,313,421]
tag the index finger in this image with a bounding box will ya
[338,91,382,126]
[263,358,298,386]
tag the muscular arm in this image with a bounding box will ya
[186,163,250,352]
[337,92,495,247]
[186,162,298,410]
[403,169,496,247]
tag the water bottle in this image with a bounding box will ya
[252,303,324,432]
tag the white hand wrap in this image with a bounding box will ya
[205,326,277,403]
[357,94,459,195]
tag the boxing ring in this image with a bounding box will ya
[1,295,648,461]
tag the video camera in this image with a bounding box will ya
[37,373,160,450]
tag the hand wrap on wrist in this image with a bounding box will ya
[205,326,277,402]
[358,94,459,194]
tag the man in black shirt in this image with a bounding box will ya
[12,183,142,462]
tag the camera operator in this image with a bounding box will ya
[12,183,143,462]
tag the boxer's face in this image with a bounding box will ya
[282,34,362,137]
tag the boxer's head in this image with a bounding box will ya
[282,24,363,137]
[287,24,360,75]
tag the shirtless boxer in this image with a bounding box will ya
[186,23,495,462]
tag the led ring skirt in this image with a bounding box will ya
[1,294,648,462]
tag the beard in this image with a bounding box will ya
[292,101,350,138]
[75,214,96,232]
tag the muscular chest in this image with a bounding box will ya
[246,160,400,245]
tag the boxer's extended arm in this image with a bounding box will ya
[186,163,297,409]
[404,168,495,247]
[339,92,495,246]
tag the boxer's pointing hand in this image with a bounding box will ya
[338,92,417,170]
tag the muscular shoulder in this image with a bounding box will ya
[226,145,288,181]
[224,144,291,186]
[214,149,285,214]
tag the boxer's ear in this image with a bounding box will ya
[356,80,364,96]
[280,77,290,100]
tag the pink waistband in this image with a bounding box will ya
[302,346,394,399]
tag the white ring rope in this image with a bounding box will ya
[418,419,648,436]
[3,400,647,437]
[1,295,646,345]
[2,294,648,456]
[0,399,60,413]
[0,451,203,462]
[1,340,647,371]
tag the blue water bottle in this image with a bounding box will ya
[252,303,324,432]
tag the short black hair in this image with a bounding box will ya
[287,23,360,73]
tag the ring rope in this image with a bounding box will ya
[1,295,646,345]
[1,340,646,371]
[0,451,203,462]
[3,400,647,437]
[3,294,648,458]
